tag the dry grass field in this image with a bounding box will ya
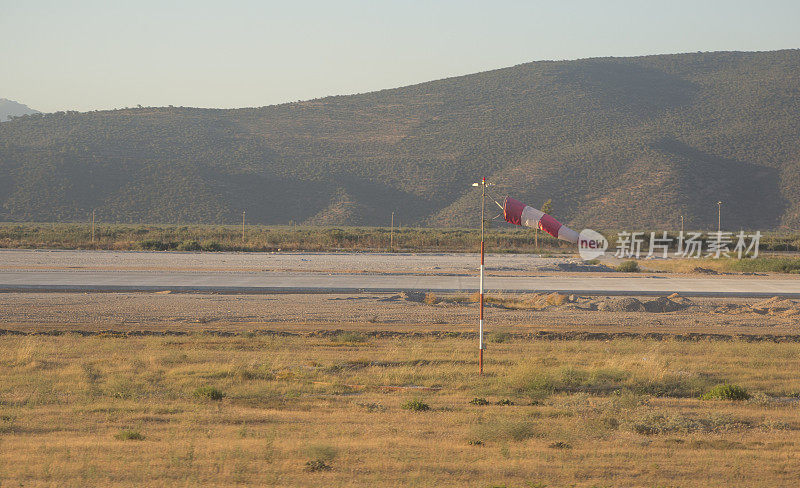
[2,329,800,487]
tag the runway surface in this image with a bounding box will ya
[1,249,800,297]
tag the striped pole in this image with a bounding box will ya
[472,177,489,375]
[479,177,485,375]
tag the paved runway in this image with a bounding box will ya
[2,269,800,297]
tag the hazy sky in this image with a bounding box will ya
[4,0,800,113]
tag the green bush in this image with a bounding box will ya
[194,386,224,401]
[115,429,145,441]
[200,240,223,252]
[177,240,201,251]
[469,397,490,405]
[401,399,430,411]
[701,383,750,401]
[616,260,640,272]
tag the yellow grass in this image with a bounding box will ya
[1,334,800,486]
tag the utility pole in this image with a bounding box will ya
[390,211,394,252]
[91,209,95,244]
[472,177,489,375]
[242,210,246,243]
[717,201,722,233]
[681,215,684,235]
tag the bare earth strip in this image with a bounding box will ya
[2,250,800,297]
[1,292,798,338]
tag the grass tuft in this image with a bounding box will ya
[401,399,430,411]
[701,383,751,401]
[304,460,332,472]
[304,444,337,471]
[193,386,224,401]
[115,429,144,441]
[616,260,640,272]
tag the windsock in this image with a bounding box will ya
[503,196,580,243]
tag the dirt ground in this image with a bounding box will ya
[2,291,799,338]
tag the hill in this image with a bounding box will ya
[1,50,799,230]
[0,98,39,122]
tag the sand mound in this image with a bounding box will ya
[643,296,689,313]
[751,296,793,309]
[543,292,569,307]
[598,297,646,312]
[596,295,692,313]
[666,293,693,306]
[399,291,426,303]
[749,296,799,315]
[711,296,800,316]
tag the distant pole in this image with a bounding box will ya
[717,201,722,233]
[680,215,684,235]
[242,210,246,243]
[390,211,394,252]
[91,209,95,244]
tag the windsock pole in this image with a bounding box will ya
[473,177,491,375]
[478,178,486,375]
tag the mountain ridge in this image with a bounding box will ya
[0,98,40,122]
[1,49,799,230]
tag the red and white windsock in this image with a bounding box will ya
[503,196,580,243]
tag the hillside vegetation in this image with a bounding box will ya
[4,223,800,257]
[2,50,799,229]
